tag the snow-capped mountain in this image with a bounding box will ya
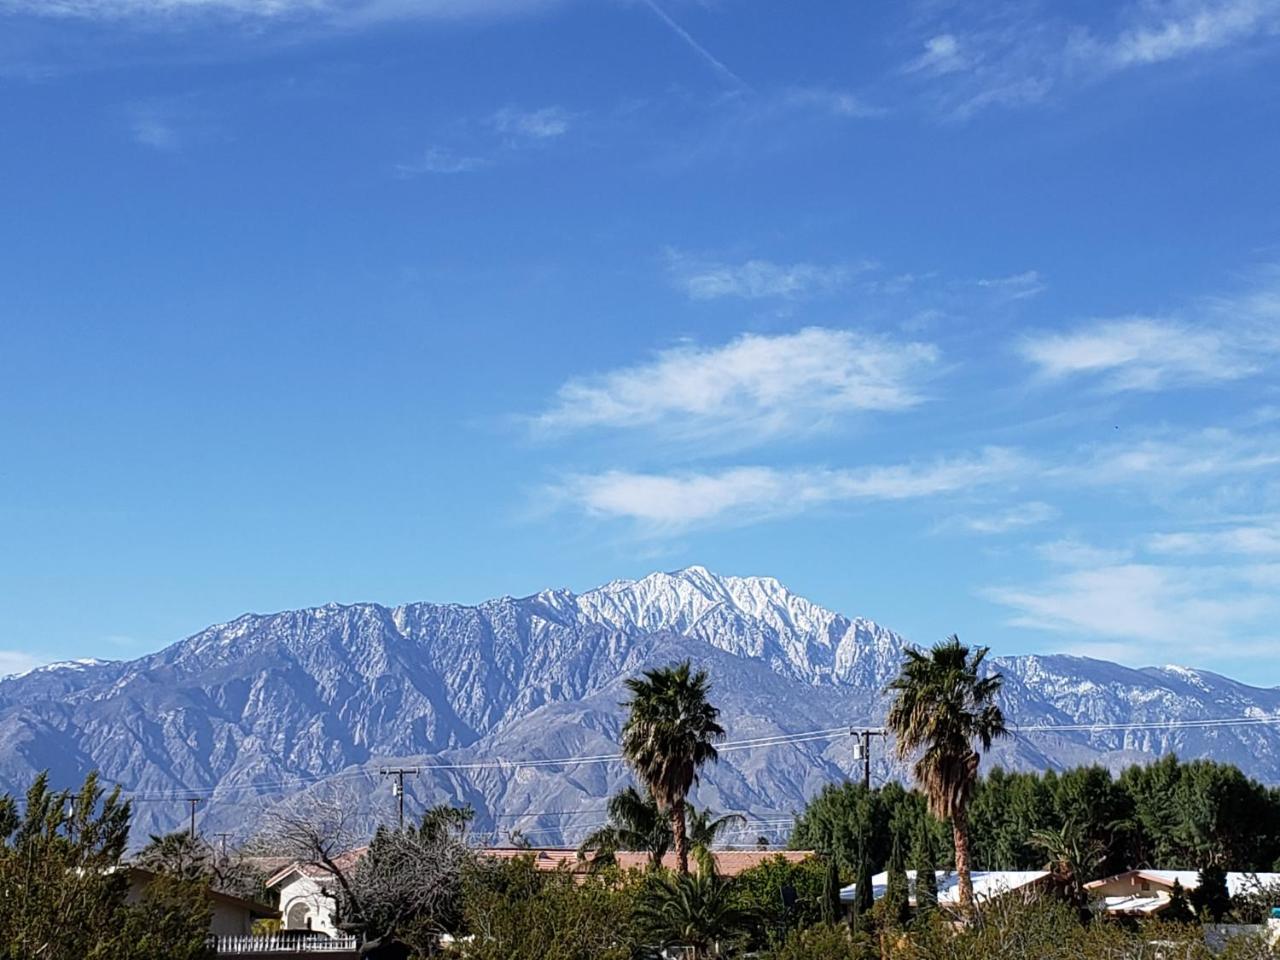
[0,566,1277,844]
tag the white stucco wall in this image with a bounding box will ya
[277,874,342,937]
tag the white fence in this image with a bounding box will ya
[211,934,359,954]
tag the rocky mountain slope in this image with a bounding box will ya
[1,566,1277,844]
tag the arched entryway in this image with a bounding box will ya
[284,900,313,930]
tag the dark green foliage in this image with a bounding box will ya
[850,843,874,934]
[910,816,938,919]
[118,875,215,960]
[879,832,910,929]
[822,857,842,925]
[790,781,948,876]
[1165,878,1196,923]
[1191,862,1231,922]
[0,771,212,960]
[460,856,637,960]
[732,854,826,948]
[620,661,726,875]
[634,869,748,959]
[765,923,876,960]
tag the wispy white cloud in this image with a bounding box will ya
[488,105,573,141]
[904,33,971,76]
[535,327,938,440]
[0,0,557,22]
[777,87,885,119]
[666,251,872,300]
[976,269,1045,301]
[129,108,180,151]
[1148,522,1280,555]
[984,561,1279,660]
[1038,538,1133,568]
[904,0,1280,120]
[951,501,1056,534]
[1021,270,1280,391]
[394,146,488,177]
[1062,427,1280,485]
[1020,318,1263,390]
[1084,0,1280,69]
[558,447,1026,530]
[0,650,44,677]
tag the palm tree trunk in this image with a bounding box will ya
[953,807,973,911]
[672,797,689,874]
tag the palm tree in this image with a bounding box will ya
[621,661,726,874]
[635,870,747,958]
[686,805,746,875]
[1030,820,1106,914]
[578,786,672,869]
[884,636,1006,910]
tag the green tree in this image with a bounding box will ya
[885,636,1007,910]
[0,771,211,960]
[137,830,213,881]
[879,832,910,929]
[687,805,747,876]
[849,842,874,934]
[620,661,726,875]
[578,786,671,870]
[1030,820,1106,915]
[461,856,637,960]
[635,870,747,959]
[1164,878,1196,923]
[910,816,938,920]
[1191,863,1231,922]
[118,875,214,960]
[821,857,842,925]
[733,854,826,948]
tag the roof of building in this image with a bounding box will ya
[126,866,280,919]
[267,846,812,887]
[840,870,1051,905]
[1085,869,1280,905]
[483,847,814,876]
[266,847,369,888]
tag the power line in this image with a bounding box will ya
[79,712,1280,805]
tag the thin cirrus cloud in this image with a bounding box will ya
[396,105,569,178]
[534,327,939,440]
[952,501,1057,535]
[0,649,44,678]
[1020,267,1280,391]
[1148,523,1280,555]
[0,0,558,21]
[394,147,488,177]
[666,251,871,300]
[557,447,1027,530]
[983,561,1279,662]
[487,105,573,141]
[905,0,1280,120]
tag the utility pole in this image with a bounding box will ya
[184,797,202,839]
[213,832,232,860]
[850,729,887,790]
[380,767,420,829]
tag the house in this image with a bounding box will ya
[124,866,280,937]
[840,870,1051,907]
[482,846,815,876]
[266,848,368,937]
[1086,869,1280,916]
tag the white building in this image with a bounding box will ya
[840,869,1051,907]
[1086,869,1280,916]
[266,848,366,937]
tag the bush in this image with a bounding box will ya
[765,922,876,960]
[459,856,639,960]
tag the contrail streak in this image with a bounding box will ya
[641,0,750,90]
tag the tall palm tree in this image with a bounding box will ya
[621,661,726,875]
[578,786,672,869]
[884,636,1006,910]
[686,805,746,875]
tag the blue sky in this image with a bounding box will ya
[2,0,1279,682]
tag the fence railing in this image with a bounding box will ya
[211,934,359,954]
